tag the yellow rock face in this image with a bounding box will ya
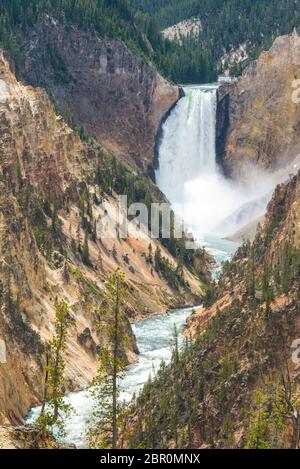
[223,32,300,179]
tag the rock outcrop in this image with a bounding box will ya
[0,424,76,449]
[21,17,180,171]
[220,32,300,178]
[216,82,232,167]
[162,17,202,44]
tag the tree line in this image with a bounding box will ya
[131,0,300,76]
[2,1,300,89]
[0,0,215,84]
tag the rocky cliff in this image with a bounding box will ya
[0,50,206,426]
[216,82,232,168]
[20,17,179,172]
[219,31,300,179]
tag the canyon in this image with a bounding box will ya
[0,3,300,449]
[0,47,206,429]
[122,32,300,449]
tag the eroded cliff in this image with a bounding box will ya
[220,31,300,178]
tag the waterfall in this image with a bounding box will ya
[156,86,217,204]
[155,85,278,240]
[28,88,251,449]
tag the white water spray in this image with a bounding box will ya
[156,85,279,240]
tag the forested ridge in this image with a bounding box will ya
[125,171,300,449]
[131,0,198,28]
[0,0,151,68]
[131,0,300,75]
[2,1,300,90]
[0,0,215,83]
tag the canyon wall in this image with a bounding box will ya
[216,82,232,168]
[219,32,300,178]
[20,17,180,171]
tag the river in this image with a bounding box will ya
[27,235,237,448]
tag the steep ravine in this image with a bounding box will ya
[3,23,300,451]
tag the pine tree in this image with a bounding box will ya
[246,245,256,298]
[281,243,292,294]
[62,259,70,283]
[76,223,81,252]
[87,269,128,449]
[154,246,162,271]
[147,243,153,264]
[262,264,274,319]
[51,200,58,233]
[37,299,74,437]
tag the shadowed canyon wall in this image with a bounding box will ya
[21,17,180,171]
